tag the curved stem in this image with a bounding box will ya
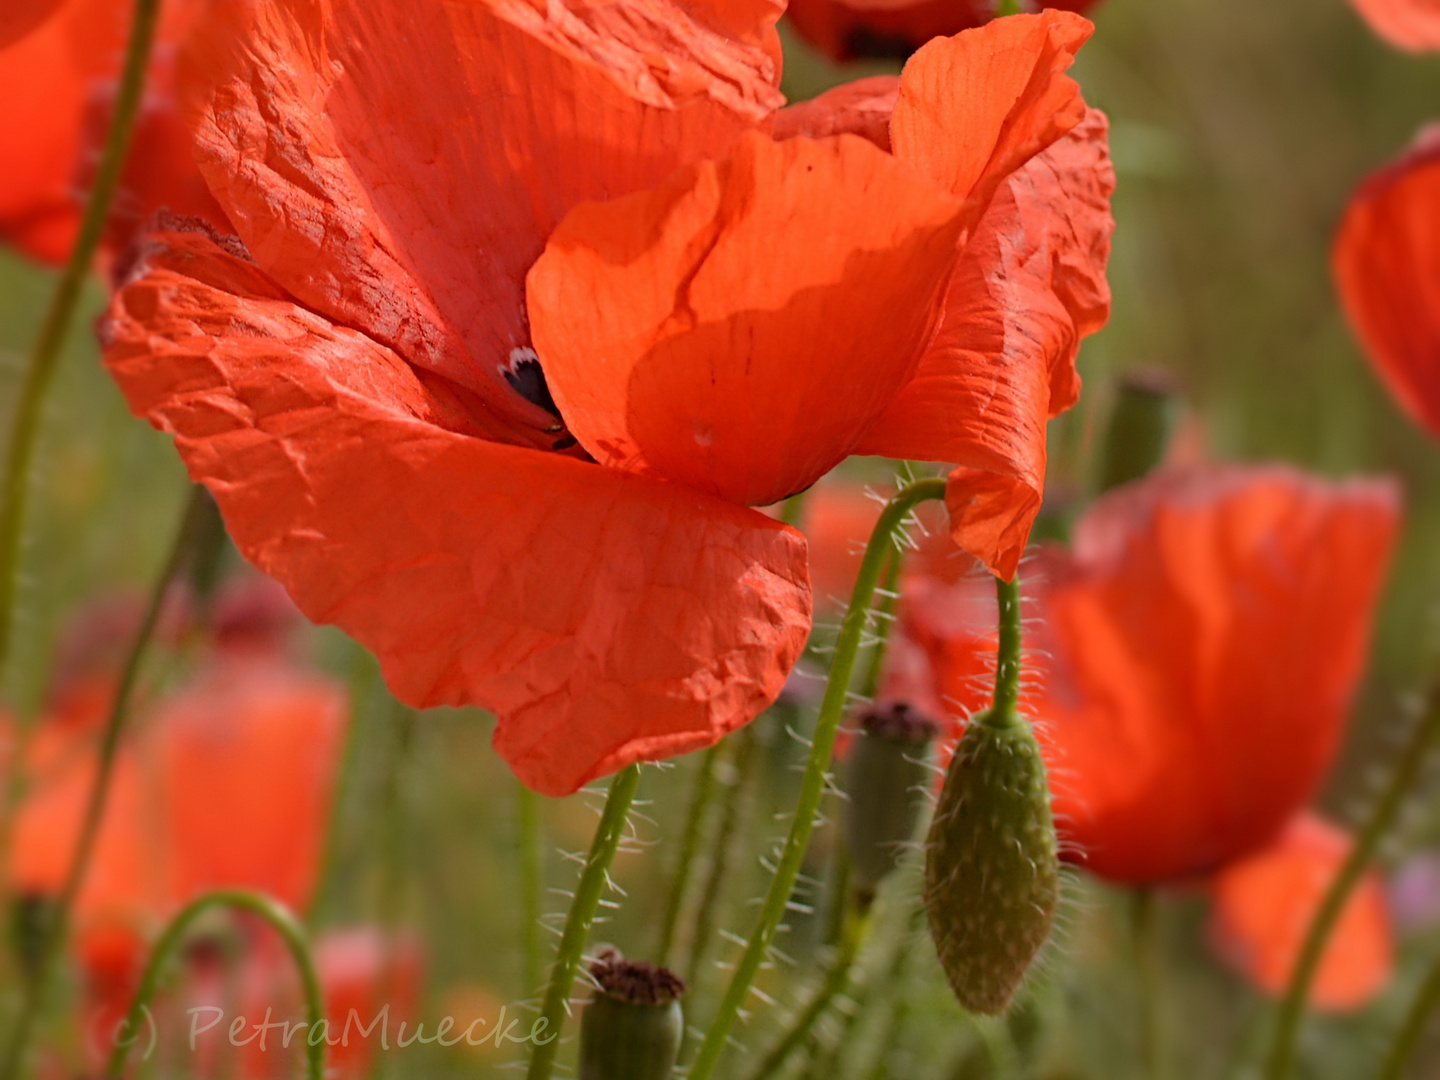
[992,573,1022,714]
[1376,949,1440,1080]
[0,486,208,1080]
[1266,688,1440,1080]
[104,890,324,1079]
[687,477,946,1080]
[526,763,642,1080]
[857,549,903,703]
[0,0,163,675]
[518,781,545,993]
[657,743,721,968]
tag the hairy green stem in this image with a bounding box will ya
[657,743,722,968]
[103,890,323,1079]
[518,781,544,993]
[1376,948,1440,1080]
[992,574,1022,713]
[687,477,946,1080]
[0,0,163,677]
[687,726,758,989]
[0,487,207,1080]
[857,549,903,703]
[526,763,642,1080]
[1266,689,1440,1080]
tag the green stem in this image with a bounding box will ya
[657,744,721,968]
[0,0,163,678]
[1132,887,1164,1080]
[1265,688,1440,1080]
[996,0,1022,15]
[518,781,544,993]
[104,890,324,1080]
[0,486,207,1080]
[526,763,643,1080]
[992,574,1022,714]
[1376,949,1440,1080]
[857,549,903,703]
[686,726,758,989]
[687,477,947,1080]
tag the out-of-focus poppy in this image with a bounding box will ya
[786,0,1101,63]
[1349,0,1440,51]
[0,0,208,264]
[907,465,1401,883]
[1208,813,1394,1011]
[796,482,886,615]
[1334,126,1440,440]
[102,1,1110,795]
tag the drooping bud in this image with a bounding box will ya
[579,949,686,1080]
[843,701,939,899]
[924,707,1059,1015]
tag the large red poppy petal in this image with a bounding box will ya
[856,109,1114,579]
[529,129,965,508]
[890,10,1092,218]
[1209,814,1393,1011]
[101,228,812,797]
[1334,126,1440,439]
[181,0,782,447]
[1350,0,1440,50]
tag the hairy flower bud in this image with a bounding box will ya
[844,701,939,898]
[924,707,1059,1015]
[579,950,686,1080]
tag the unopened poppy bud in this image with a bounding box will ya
[579,949,686,1080]
[844,701,939,899]
[924,707,1059,1015]
[1097,371,1178,494]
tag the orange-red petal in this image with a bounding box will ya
[1209,814,1393,1010]
[180,0,782,447]
[1349,0,1440,50]
[0,0,65,49]
[102,225,812,797]
[772,75,899,149]
[1334,126,1440,439]
[857,108,1115,578]
[528,130,965,507]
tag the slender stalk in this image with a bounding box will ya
[1132,887,1164,1079]
[687,727,758,989]
[657,744,722,967]
[996,0,1022,15]
[857,549,902,703]
[1376,949,1440,1080]
[526,763,643,1080]
[518,781,545,992]
[103,890,324,1080]
[0,0,163,677]
[992,574,1022,713]
[0,486,207,1080]
[1266,689,1440,1080]
[687,477,947,1080]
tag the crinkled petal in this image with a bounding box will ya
[1334,125,1440,439]
[1349,0,1440,51]
[773,75,899,149]
[1209,814,1393,1011]
[529,129,964,508]
[101,227,812,797]
[181,0,782,447]
[857,108,1114,578]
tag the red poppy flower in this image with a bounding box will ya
[906,465,1401,883]
[1349,0,1440,51]
[0,0,207,264]
[1208,813,1394,1010]
[1335,126,1440,439]
[102,1,1108,795]
[786,0,1101,63]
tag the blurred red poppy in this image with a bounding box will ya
[0,0,206,264]
[1208,813,1394,1011]
[907,465,1401,883]
[102,1,1109,794]
[1349,0,1440,51]
[1334,125,1440,440]
[786,0,1101,63]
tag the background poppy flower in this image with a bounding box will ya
[1349,0,1440,51]
[1208,813,1394,1011]
[103,1,1105,794]
[1334,125,1440,440]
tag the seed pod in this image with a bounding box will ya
[924,707,1059,1015]
[579,949,686,1080]
[843,701,939,897]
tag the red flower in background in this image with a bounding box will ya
[1334,126,1440,439]
[786,0,1101,63]
[0,0,208,264]
[905,466,1401,884]
[1208,813,1394,1011]
[102,0,1110,795]
[1349,0,1440,51]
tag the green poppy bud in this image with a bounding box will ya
[579,949,686,1080]
[843,701,939,898]
[1096,370,1178,494]
[924,707,1059,1015]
